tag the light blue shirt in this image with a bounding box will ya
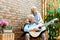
[24,22,37,32]
[34,12,44,24]
[34,13,39,22]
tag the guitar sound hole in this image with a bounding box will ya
[36,30,40,32]
[38,27,41,29]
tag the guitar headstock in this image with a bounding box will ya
[51,18,59,22]
[52,18,58,21]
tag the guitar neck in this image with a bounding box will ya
[45,20,53,27]
[45,18,58,27]
[32,18,58,28]
[37,18,58,28]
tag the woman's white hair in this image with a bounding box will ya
[27,14,34,19]
[31,6,37,9]
[31,6,38,12]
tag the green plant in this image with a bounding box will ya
[45,0,60,40]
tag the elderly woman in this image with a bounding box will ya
[31,6,44,24]
[31,6,46,40]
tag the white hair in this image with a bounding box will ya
[31,6,38,12]
[31,6,37,9]
[27,14,34,19]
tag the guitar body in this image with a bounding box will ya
[29,27,46,37]
[29,18,58,37]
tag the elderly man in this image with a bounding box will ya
[24,14,38,32]
[24,14,46,40]
[24,14,38,40]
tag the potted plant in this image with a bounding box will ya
[4,25,13,33]
[0,20,8,33]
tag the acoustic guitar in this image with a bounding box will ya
[29,18,58,37]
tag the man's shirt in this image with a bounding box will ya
[24,22,37,32]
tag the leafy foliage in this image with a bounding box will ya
[45,0,60,40]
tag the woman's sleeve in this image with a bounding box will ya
[38,13,44,24]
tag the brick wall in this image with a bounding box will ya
[0,0,41,27]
